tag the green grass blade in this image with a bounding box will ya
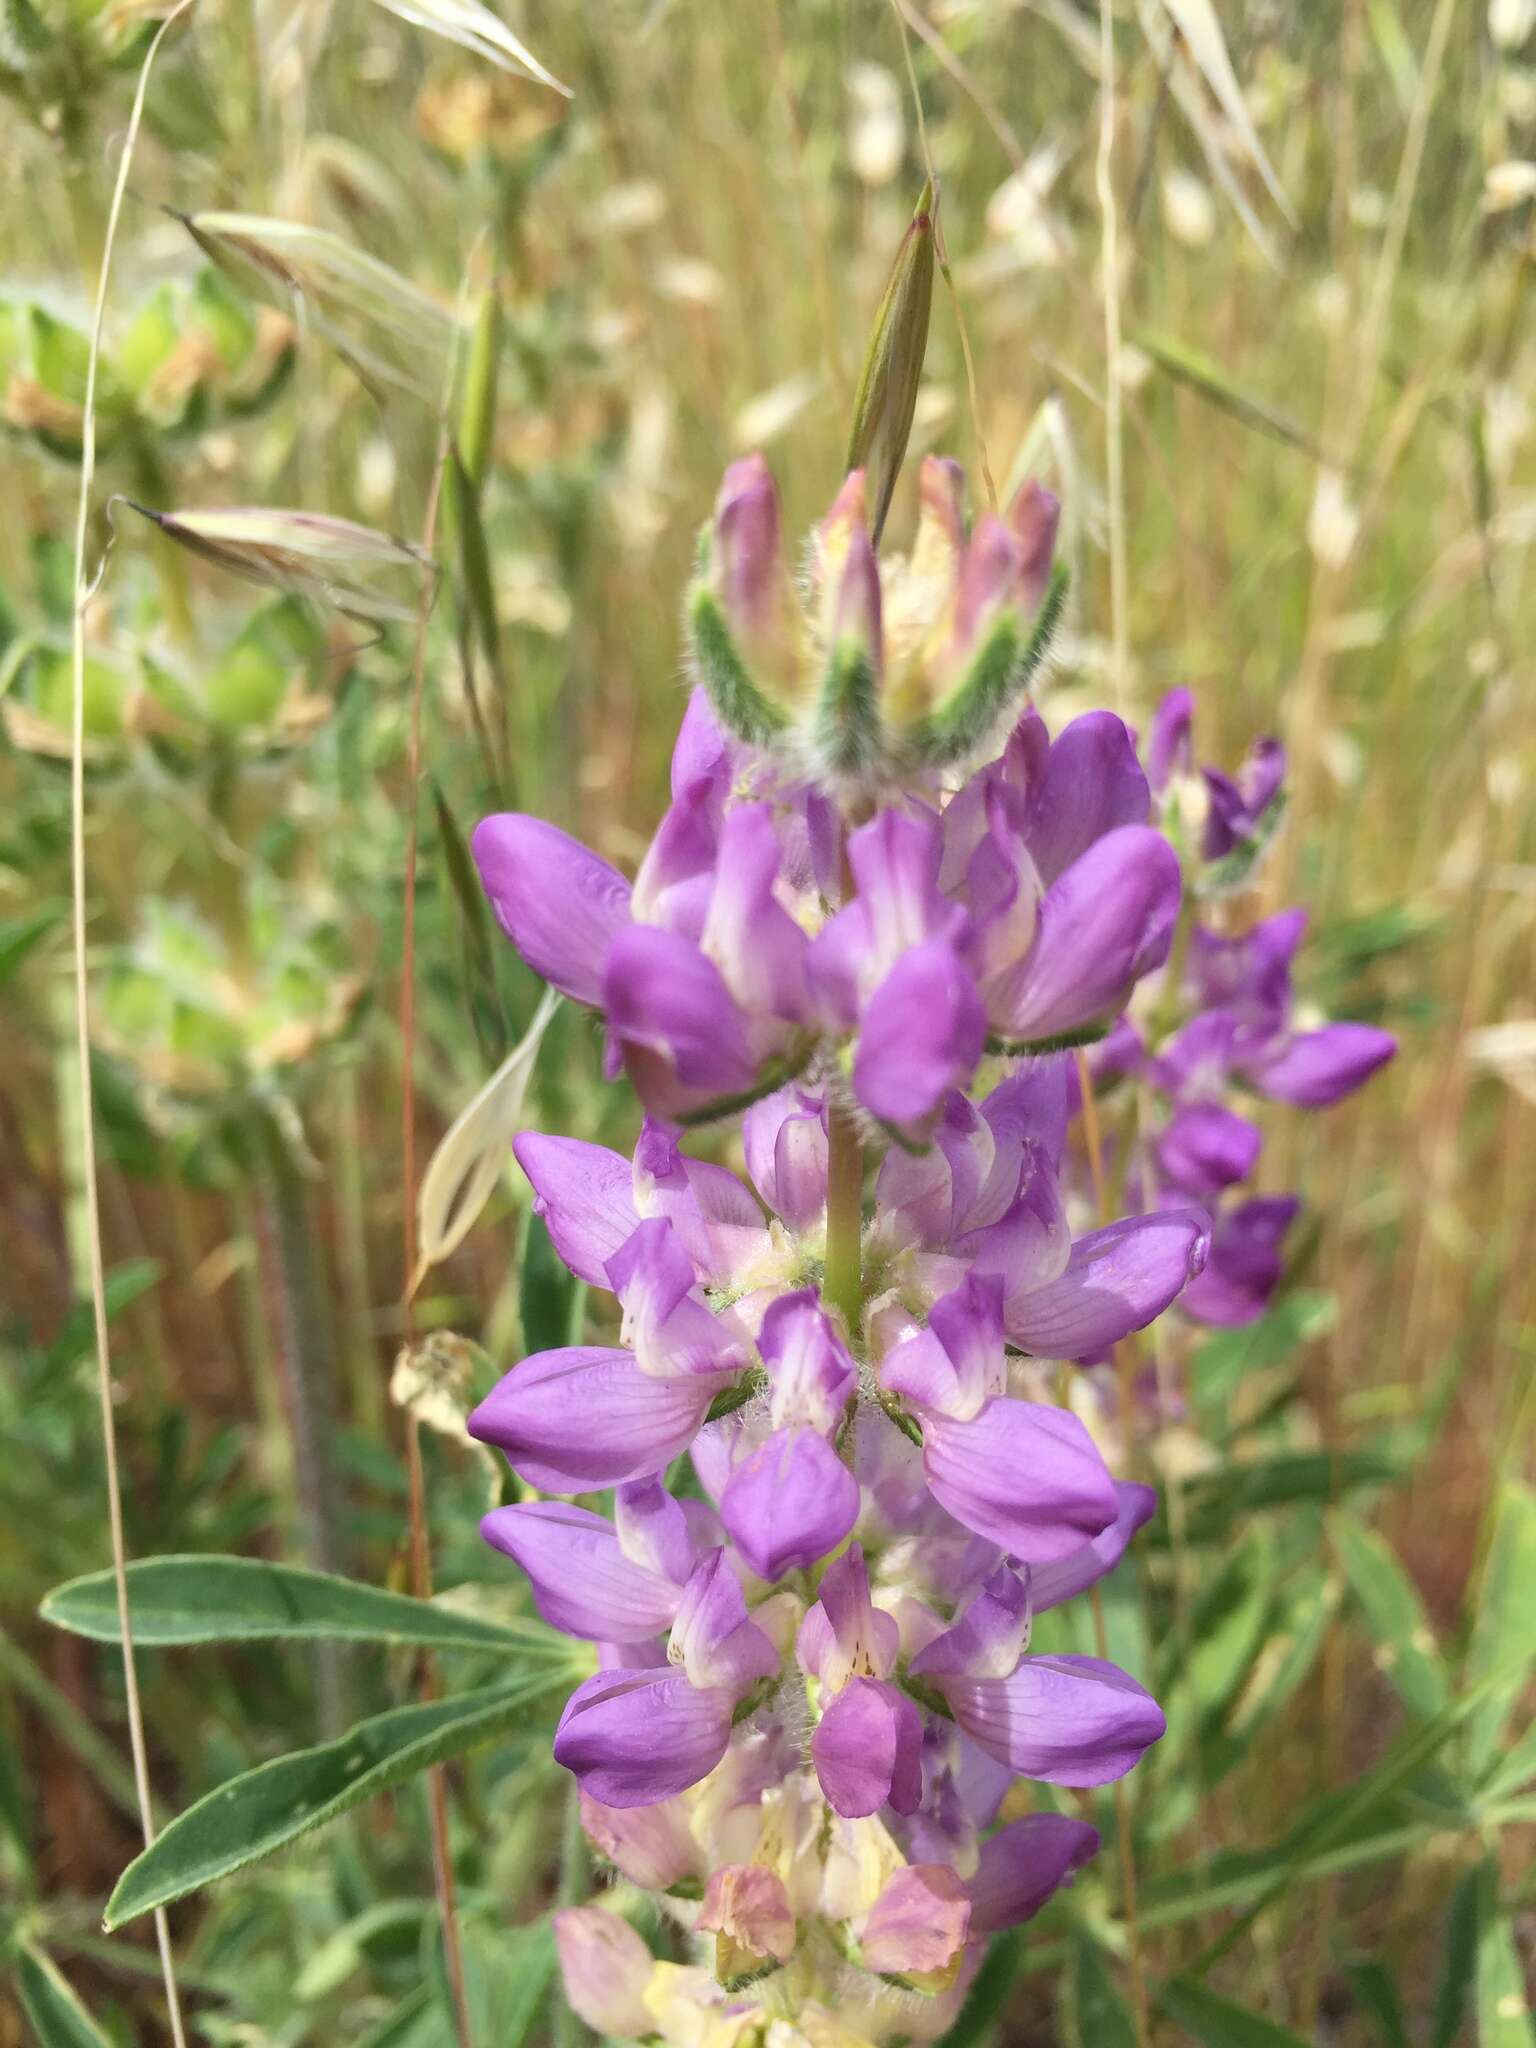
[1156,1976,1314,2046]
[15,1945,113,2048]
[1330,1511,1449,1720]
[1464,1483,1536,1778]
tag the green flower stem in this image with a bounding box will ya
[823,1105,865,1341]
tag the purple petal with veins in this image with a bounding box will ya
[472,815,631,1006]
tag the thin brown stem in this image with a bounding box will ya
[69,11,195,2040]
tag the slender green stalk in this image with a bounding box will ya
[823,1106,865,1340]
[251,1109,347,1734]
[67,8,195,2040]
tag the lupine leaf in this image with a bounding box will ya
[1476,1861,1535,2047]
[15,1946,112,2048]
[1432,1864,1481,2048]
[1464,1483,1536,1777]
[1342,1953,1411,2048]
[1145,1449,1404,1545]
[519,1210,586,1355]
[42,1555,556,1652]
[106,1672,570,1925]
[1330,1512,1449,1720]
[1065,1938,1137,2048]
[1156,1976,1313,2046]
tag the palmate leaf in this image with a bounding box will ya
[42,1554,563,1654]
[106,1670,573,1925]
[14,1945,112,2048]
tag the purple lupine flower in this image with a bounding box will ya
[554,1909,656,2038]
[875,1084,1209,1360]
[880,1273,1122,1559]
[462,455,1269,2045]
[965,1813,1101,1933]
[910,1565,1166,1785]
[798,1547,924,1818]
[553,1551,778,1806]
[480,1478,705,1644]
[1202,736,1286,860]
[468,1217,750,1490]
[713,1291,860,1582]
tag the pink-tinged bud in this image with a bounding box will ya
[857,1864,972,1981]
[818,469,871,612]
[579,1788,701,1891]
[698,1864,797,1968]
[554,1907,655,2038]
[831,521,884,676]
[947,516,1026,669]
[1005,480,1060,610]
[711,453,802,696]
[909,456,968,589]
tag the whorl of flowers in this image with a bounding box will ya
[462,442,1394,2037]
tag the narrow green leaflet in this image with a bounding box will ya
[105,1674,572,1925]
[42,1554,559,1653]
[1330,1512,1449,1720]
[1146,1449,1403,1546]
[1464,1484,1536,1779]
[1157,1976,1313,2046]
[520,1210,586,1355]
[1064,1938,1137,2048]
[1432,1864,1481,2048]
[15,1945,112,2048]
[1342,1954,1411,2048]
[1476,1861,1535,2048]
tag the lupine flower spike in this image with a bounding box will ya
[463,197,1391,2045]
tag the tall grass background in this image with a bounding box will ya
[0,0,1532,2042]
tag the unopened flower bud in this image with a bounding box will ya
[1005,479,1061,609]
[711,453,804,701]
[847,180,937,545]
[554,1908,655,2038]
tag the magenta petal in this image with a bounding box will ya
[480,1502,682,1641]
[472,815,631,1006]
[667,1549,779,1692]
[1153,1104,1263,1197]
[921,1401,1119,1561]
[812,1677,924,1818]
[554,1669,734,1806]
[721,1427,860,1582]
[986,826,1181,1045]
[1179,1196,1300,1327]
[966,1814,1101,1933]
[514,1133,638,1288]
[1145,687,1193,794]
[468,1347,716,1492]
[1029,1482,1157,1613]
[1021,711,1150,887]
[1250,1023,1396,1108]
[855,941,986,1129]
[1007,1209,1210,1359]
[603,924,759,1120]
[942,1655,1166,1786]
